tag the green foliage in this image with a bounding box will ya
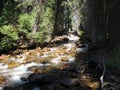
[0,37,17,51]
[18,13,35,34]
[0,25,18,51]
[39,0,55,42]
[41,7,54,32]
[0,25,19,40]
[0,0,56,52]
[78,30,84,36]
[27,32,44,43]
[0,0,18,26]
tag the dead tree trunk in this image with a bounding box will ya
[32,12,40,33]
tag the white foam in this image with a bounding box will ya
[76,44,88,53]
[16,54,26,63]
[67,34,80,41]
[0,63,8,70]
[0,62,44,76]
[8,54,26,63]
[8,75,27,86]
[0,87,3,90]
[68,57,75,62]
[0,62,47,87]
[50,57,61,64]
[50,47,57,51]
[63,43,76,48]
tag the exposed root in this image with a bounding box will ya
[100,55,106,90]
[102,82,116,90]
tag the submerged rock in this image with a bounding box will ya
[32,87,41,90]
[77,44,88,53]
[3,86,15,90]
[60,78,79,87]
[28,73,45,82]
[0,76,7,85]
[7,61,21,68]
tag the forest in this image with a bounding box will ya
[0,0,120,90]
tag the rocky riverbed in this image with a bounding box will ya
[0,33,119,90]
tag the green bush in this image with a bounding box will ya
[0,25,18,51]
[0,0,56,51]
[0,25,19,40]
[18,13,35,34]
[0,0,18,26]
[0,37,17,51]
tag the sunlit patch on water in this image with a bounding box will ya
[67,33,80,41]
[63,42,76,48]
[0,63,8,70]
[0,62,53,88]
[9,54,26,63]
[50,57,62,65]
[7,75,27,86]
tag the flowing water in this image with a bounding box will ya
[0,34,78,88]
[0,33,118,90]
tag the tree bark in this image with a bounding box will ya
[52,0,61,39]
[108,0,120,48]
[81,0,106,44]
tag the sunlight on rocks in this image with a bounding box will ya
[0,33,90,89]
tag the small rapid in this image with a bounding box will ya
[0,33,87,89]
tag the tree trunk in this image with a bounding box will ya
[52,0,61,39]
[69,0,81,33]
[81,0,106,44]
[108,0,120,49]
[32,12,40,33]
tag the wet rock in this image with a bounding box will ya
[51,53,59,58]
[35,47,42,52]
[77,44,88,53]
[69,53,76,57]
[23,57,36,63]
[27,66,48,74]
[60,78,79,87]
[42,47,50,52]
[50,58,62,65]
[109,75,120,83]
[0,54,10,63]
[3,86,15,90]
[42,84,56,90]
[7,61,21,68]
[102,82,116,90]
[38,56,54,63]
[79,74,100,89]
[24,51,31,56]
[28,73,45,82]
[28,73,54,85]
[75,65,85,73]
[70,47,77,53]
[32,87,41,90]
[61,57,68,61]
[54,85,66,90]
[15,55,23,59]
[0,76,7,85]
[27,66,39,72]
